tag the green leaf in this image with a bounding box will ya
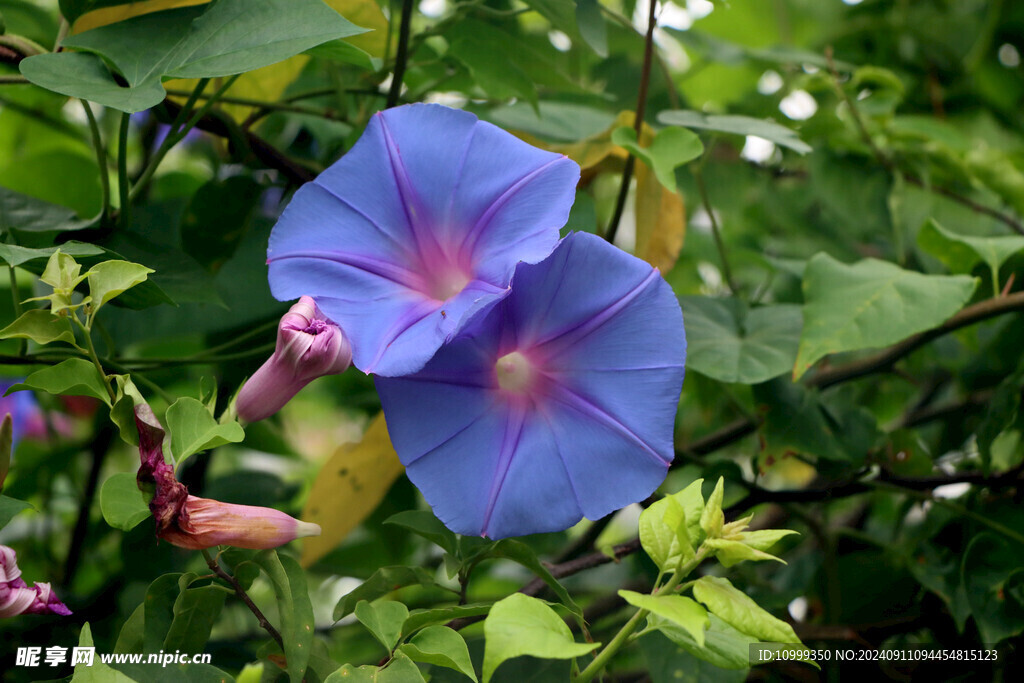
[612,126,704,193]
[488,539,582,619]
[918,219,1024,296]
[644,614,756,671]
[482,593,599,683]
[619,590,709,647]
[326,652,426,682]
[385,510,458,555]
[753,379,879,465]
[305,39,381,71]
[639,479,704,572]
[164,583,228,653]
[733,529,799,552]
[22,0,367,113]
[0,494,33,529]
[658,110,812,154]
[166,397,244,462]
[86,259,154,315]
[679,297,802,384]
[6,358,111,406]
[0,308,78,347]
[976,368,1024,471]
[962,533,1024,643]
[445,20,538,106]
[700,478,725,539]
[110,374,147,446]
[254,550,315,683]
[114,603,145,654]
[0,185,91,233]
[692,576,801,644]
[703,539,784,568]
[399,625,478,682]
[0,241,104,269]
[334,565,443,620]
[794,254,977,379]
[180,176,262,273]
[144,573,186,654]
[99,471,151,531]
[639,628,749,681]
[403,603,492,635]
[575,0,607,57]
[355,599,409,652]
[71,623,136,683]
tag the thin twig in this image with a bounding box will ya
[81,100,110,224]
[605,0,659,245]
[387,0,415,109]
[202,549,284,649]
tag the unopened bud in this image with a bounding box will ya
[237,296,351,422]
[158,495,321,550]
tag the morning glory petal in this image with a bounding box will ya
[267,103,579,376]
[377,232,686,538]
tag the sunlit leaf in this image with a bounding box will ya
[619,590,709,646]
[301,413,405,567]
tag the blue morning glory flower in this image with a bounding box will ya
[267,103,580,377]
[375,232,686,539]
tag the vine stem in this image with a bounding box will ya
[387,0,415,109]
[74,316,117,403]
[575,549,708,682]
[8,266,26,357]
[80,100,111,224]
[605,0,659,245]
[693,143,738,294]
[117,112,131,229]
[202,549,285,649]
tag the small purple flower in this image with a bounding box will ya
[236,296,352,422]
[0,380,47,448]
[376,233,686,539]
[267,103,580,376]
[0,545,72,617]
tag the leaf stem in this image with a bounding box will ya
[575,549,707,682]
[387,0,415,109]
[694,160,738,295]
[129,78,211,201]
[202,548,285,649]
[74,316,117,403]
[8,266,26,357]
[604,0,658,245]
[117,112,131,229]
[81,100,111,224]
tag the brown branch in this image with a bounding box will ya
[905,177,1024,236]
[604,0,658,244]
[202,550,284,650]
[673,290,1024,464]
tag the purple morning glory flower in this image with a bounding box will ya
[375,232,686,539]
[267,103,580,377]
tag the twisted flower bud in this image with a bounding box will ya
[0,545,71,618]
[158,495,322,550]
[135,405,321,551]
[237,296,351,422]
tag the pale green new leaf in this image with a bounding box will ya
[645,613,756,670]
[639,479,704,571]
[704,539,785,568]
[482,593,599,683]
[99,472,151,532]
[692,576,801,644]
[0,309,79,347]
[658,110,812,154]
[700,478,725,538]
[6,358,111,406]
[612,126,704,193]
[86,260,154,315]
[619,590,708,646]
[166,397,244,462]
[918,219,1024,295]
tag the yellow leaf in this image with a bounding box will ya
[300,413,405,567]
[634,158,686,273]
[71,0,210,33]
[324,0,389,57]
[512,110,686,272]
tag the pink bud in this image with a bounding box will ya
[237,296,352,422]
[158,495,321,550]
[0,544,71,618]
